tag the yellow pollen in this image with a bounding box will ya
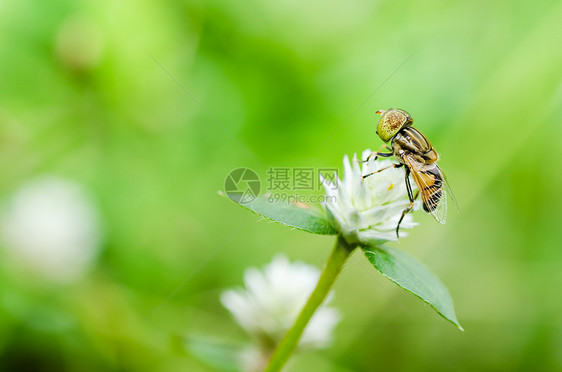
[388,183,394,191]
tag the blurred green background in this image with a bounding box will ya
[1,0,561,371]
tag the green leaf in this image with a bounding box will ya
[224,193,337,235]
[362,244,462,330]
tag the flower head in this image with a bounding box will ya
[221,255,340,350]
[321,149,418,245]
[0,176,102,283]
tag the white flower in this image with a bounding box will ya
[221,255,340,350]
[321,149,418,245]
[0,176,102,283]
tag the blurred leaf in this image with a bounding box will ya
[225,194,337,235]
[362,244,462,330]
[181,336,241,372]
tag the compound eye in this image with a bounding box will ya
[386,111,406,130]
[376,108,412,142]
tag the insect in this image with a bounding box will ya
[362,108,457,237]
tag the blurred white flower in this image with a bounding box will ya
[321,149,418,245]
[0,176,102,283]
[221,255,340,352]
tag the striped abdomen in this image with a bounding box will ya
[403,155,448,224]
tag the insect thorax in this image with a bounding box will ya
[392,126,439,165]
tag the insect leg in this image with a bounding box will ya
[396,167,415,238]
[362,163,403,180]
[358,145,393,163]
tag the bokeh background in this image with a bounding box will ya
[1,0,561,371]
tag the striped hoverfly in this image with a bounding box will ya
[362,108,457,237]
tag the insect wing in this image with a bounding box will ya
[403,155,447,224]
[439,165,459,213]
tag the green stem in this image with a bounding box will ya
[264,235,356,372]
